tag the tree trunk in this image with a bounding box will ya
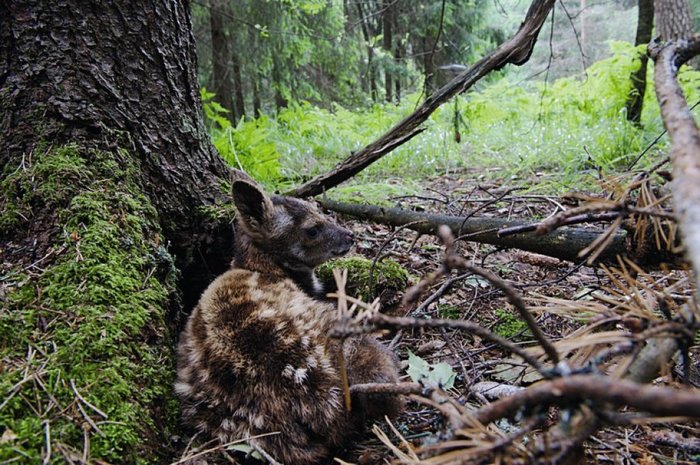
[253,77,262,117]
[272,54,288,111]
[654,0,696,67]
[357,1,378,102]
[210,0,237,120]
[625,0,654,124]
[233,50,247,120]
[0,0,233,461]
[383,0,393,103]
[395,38,403,102]
[654,0,694,41]
[423,35,436,97]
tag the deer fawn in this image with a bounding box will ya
[176,175,401,464]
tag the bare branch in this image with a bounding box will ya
[474,374,700,426]
[287,0,556,197]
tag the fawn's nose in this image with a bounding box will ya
[333,229,355,256]
[345,230,355,244]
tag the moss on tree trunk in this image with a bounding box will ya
[1,2,240,460]
[1,145,180,463]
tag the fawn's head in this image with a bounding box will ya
[232,180,354,272]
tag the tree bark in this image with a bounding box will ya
[272,54,289,111]
[357,1,378,102]
[654,0,695,41]
[423,35,436,96]
[232,49,247,120]
[0,0,233,461]
[625,0,654,124]
[209,0,236,120]
[253,76,262,117]
[288,0,556,198]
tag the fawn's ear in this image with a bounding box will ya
[232,180,273,233]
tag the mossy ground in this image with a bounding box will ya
[0,144,179,463]
[316,256,410,304]
[493,308,531,340]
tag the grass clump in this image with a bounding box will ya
[316,256,410,303]
[0,144,178,463]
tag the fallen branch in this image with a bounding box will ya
[649,430,700,454]
[350,382,422,396]
[322,198,628,263]
[322,199,689,267]
[333,312,547,375]
[287,0,556,198]
[473,374,700,426]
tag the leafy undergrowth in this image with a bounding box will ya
[0,145,178,463]
[205,42,700,203]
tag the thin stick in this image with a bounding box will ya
[42,420,51,465]
[70,379,108,419]
[169,433,281,465]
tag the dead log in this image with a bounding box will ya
[287,0,556,198]
[321,199,683,266]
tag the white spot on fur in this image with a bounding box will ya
[252,414,265,429]
[233,407,249,419]
[306,355,318,369]
[300,336,310,348]
[221,418,235,431]
[282,364,295,379]
[294,367,308,384]
[250,289,265,301]
[174,381,192,396]
[259,307,276,319]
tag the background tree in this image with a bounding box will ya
[655,0,697,68]
[625,0,655,123]
[655,0,695,40]
[209,0,236,118]
[0,0,233,461]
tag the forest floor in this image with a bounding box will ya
[335,167,700,465]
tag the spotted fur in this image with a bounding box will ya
[176,177,401,464]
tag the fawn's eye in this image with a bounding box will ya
[305,225,321,238]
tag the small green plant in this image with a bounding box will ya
[493,308,530,339]
[406,351,456,389]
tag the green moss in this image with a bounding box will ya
[316,256,410,302]
[437,304,461,319]
[493,308,530,339]
[0,144,178,463]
